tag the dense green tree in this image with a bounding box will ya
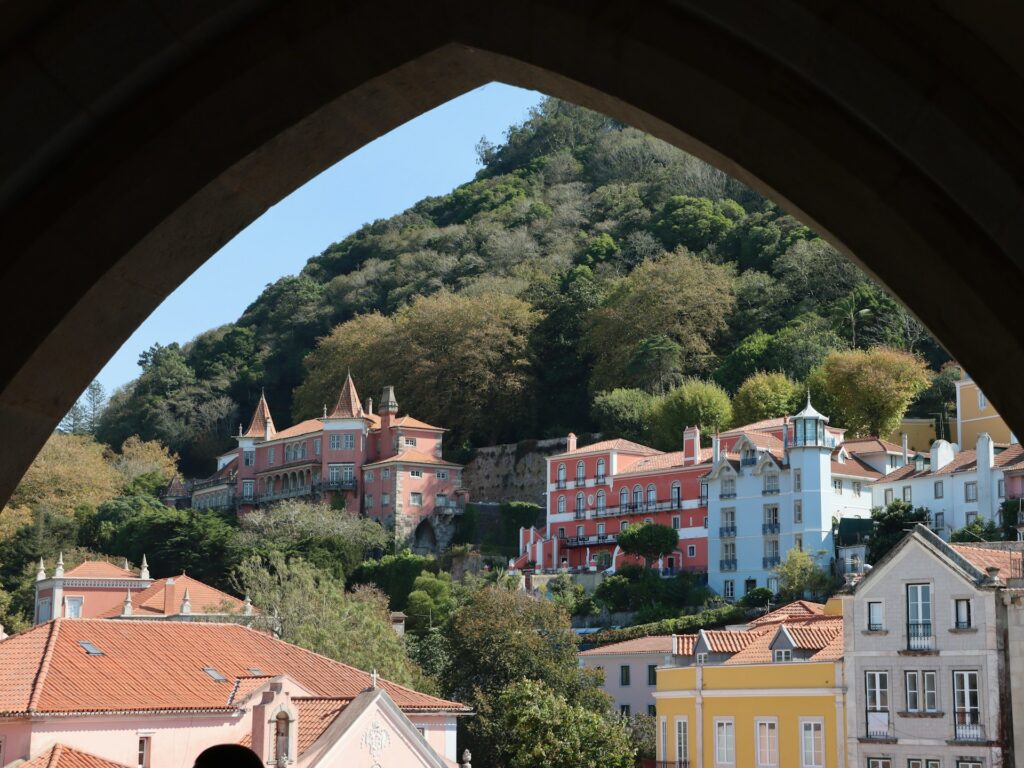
[764,314,849,382]
[485,679,634,768]
[591,388,657,444]
[348,552,438,611]
[731,372,801,426]
[405,572,456,635]
[626,335,685,394]
[654,196,742,252]
[866,500,930,563]
[951,518,1004,543]
[648,379,732,451]
[773,548,833,600]
[616,523,680,568]
[715,330,774,392]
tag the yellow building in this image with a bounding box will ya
[655,601,845,767]
[884,417,937,454]
[956,374,1015,447]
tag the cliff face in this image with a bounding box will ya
[463,437,571,506]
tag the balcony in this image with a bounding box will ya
[953,715,985,742]
[720,559,737,571]
[906,622,934,651]
[574,478,586,488]
[192,476,234,492]
[653,762,691,768]
[740,456,758,466]
[763,556,781,568]
[318,479,357,492]
[574,510,586,520]
[863,711,893,741]
[699,494,709,506]
[762,523,780,534]
[719,491,736,499]
[762,487,780,496]
[434,502,465,515]
[562,533,617,548]
[257,485,314,503]
[556,480,567,489]
[595,474,607,484]
[719,526,737,538]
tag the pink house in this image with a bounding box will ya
[0,619,470,768]
[195,375,469,552]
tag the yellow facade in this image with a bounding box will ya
[956,377,1014,447]
[884,417,937,454]
[655,662,845,767]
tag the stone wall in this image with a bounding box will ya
[465,436,602,505]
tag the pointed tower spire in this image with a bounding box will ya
[122,557,129,572]
[180,587,191,615]
[122,590,133,617]
[55,552,64,578]
[241,390,275,439]
[328,372,365,419]
[36,558,46,581]
[140,554,149,580]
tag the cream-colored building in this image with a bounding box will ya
[578,635,674,717]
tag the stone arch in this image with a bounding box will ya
[2,4,1024,504]
[412,519,438,555]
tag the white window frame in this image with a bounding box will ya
[794,469,802,492]
[557,496,566,514]
[773,649,791,663]
[410,492,423,506]
[137,735,151,768]
[672,515,681,528]
[64,596,83,618]
[405,436,417,446]
[799,718,825,768]
[695,652,708,666]
[954,598,972,629]
[242,479,255,500]
[243,450,255,467]
[853,481,862,497]
[659,717,668,763]
[687,544,696,557]
[833,478,843,495]
[343,433,355,450]
[794,500,802,524]
[314,437,321,455]
[674,717,688,764]
[905,670,921,712]
[767,577,779,593]
[923,670,938,712]
[866,760,891,768]
[410,469,423,478]
[754,718,778,767]
[934,480,944,498]
[903,485,912,502]
[884,488,894,505]
[714,718,735,767]
[724,580,735,599]
[999,478,1006,499]
[965,481,978,502]
[329,434,341,450]
[436,470,448,479]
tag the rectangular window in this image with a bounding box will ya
[410,469,423,478]
[382,468,390,479]
[341,464,354,482]
[767,577,779,593]
[64,596,83,618]
[557,526,565,539]
[721,477,736,497]
[714,720,735,766]
[724,580,735,599]
[687,544,696,557]
[410,492,422,506]
[868,606,884,634]
[436,493,449,507]
[853,481,862,497]
[965,481,978,502]
[955,599,972,629]
[722,508,736,527]
[343,433,355,450]
[903,486,912,502]
[620,704,630,716]
[953,670,981,730]
[866,670,889,712]
[137,736,151,768]
[242,479,254,500]
[243,450,255,466]
[884,488,894,505]
[794,500,803,524]
[923,670,938,712]
[620,665,630,686]
[329,434,341,450]
[907,583,932,648]
[597,523,605,535]
[328,464,340,483]
[794,469,801,491]
[382,493,390,506]
[755,719,778,767]
[675,718,688,763]
[436,470,448,479]
[800,720,824,768]
[648,664,657,685]
[773,649,791,662]
[576,525,584,537]
[314,437,321,455]
[794,534,803,551]
[978,389,988,409]
[364,470,374,482]
[763,473,779,493]
[404,436,417,446]
[905,670,920,712]
[268,446,275,465]
[672,515,681,529]
[934,480,943,498]
[867,761,891,768]
[833,478,843,494]
[364,494,373,508]
[695,653,707,666]
[999,479,1006,499]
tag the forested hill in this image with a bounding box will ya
[96,99,950,475]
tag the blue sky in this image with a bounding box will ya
[95,83,544,394]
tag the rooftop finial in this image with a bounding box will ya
[140,554,149,580]
[55,552,64,578]
[323,403,327,418]
[180,587,191,615]
[36,558,46,581]
[122,589,133,617]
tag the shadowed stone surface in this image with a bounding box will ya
[2,1,1024,503]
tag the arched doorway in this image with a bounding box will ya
[412,519,438,555]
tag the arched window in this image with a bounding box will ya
[596,490,606,512]
[557,464,566,487]
[633,485,642,508]
[647,484,656,507]
[576,461,585,483]
[619,488,628,508]
[575,492,584,513]
[597,458,606,481]
[671,481,681,506]
[275,711,291,764]
[557,496,566,514]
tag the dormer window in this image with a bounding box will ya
[741,448,757,467]
[773,649,791,662]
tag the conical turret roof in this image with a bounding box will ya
[328,373,366,419]
[794,392,829,423]
[242,391,275,438]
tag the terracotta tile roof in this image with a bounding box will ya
[721,417,788,435]
[675,634,697,655]
[555,439,662,458]
[269,418,325,441]
[720,630,775,665]
[329,374,365,419]
[391,415,444,431]
[579,635,673,655]
[617,452,688,474]
[98,574,246,618]
[227,675,275,705]
[809,630,845,661]
[722,618,843,665]
[843,437,903,453]
[875,444,1024,483]
[830,456,882,479]
[294,696,354,753]
[63,561,136,579]
[747,600,825,627]
[362,448,462,469]
[163,475,189,497]
[211,456,238,480]
[786,620,844,650]
[0,619,469,715]
[700,628,769,653]
[243,393,275,439]
[740,431,785,452]
[22,744,132,768]
[950,544,1024,579]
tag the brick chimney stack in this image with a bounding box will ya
[683,426,700,465]
[567,432,577,452]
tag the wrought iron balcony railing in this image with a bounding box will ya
[719,526,737,538]
[763,556,781,568]
[720,559,737,571]
[907,621,934,651]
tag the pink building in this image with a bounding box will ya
[195,375,468,552]
[517,427,712,574]
[33,557,250,625]
[0,619,469,768]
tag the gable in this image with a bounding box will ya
[855,527,983,600]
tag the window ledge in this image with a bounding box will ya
[897,710,944,718]
[861,630,888,636]
[897,649,939,656]
[857,736,897,744]
[946,739,995,747]
[949,627,978,634]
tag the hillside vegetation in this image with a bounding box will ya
[96,98,950,474]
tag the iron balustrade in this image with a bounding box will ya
[318,479,357,491]
[653,762,691,768]
[556,480,567,489]
[574,510,586,520]
[257,485,314,503]
[868,622,884,632]
[719,492,736,499]
[762,487,780,495]
[955,620,972,629]
[763,556,781,568]
[864,710,892,740]
[192,476,234,491]
[595,474,607,484]
[953,713,984,742]
[720,559,737,571]
[906,622,934,650]
[719,526,737,538]
[740,456,758,466]
[574,478,586,487]
[762,523,780,534]
[560,533,618,547]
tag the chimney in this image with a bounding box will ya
[783,416,789,453]
[931,439,955,471]
[978,432,994,471]
[712,433,721,464]
[180,587,191,615]
[121,590,133,617]
[140,554,149,580]
[381,386,398,414]
[683,426,700,465]
[567,432,578,452]
[366,397,373,415]
[901,433,909,466]
[164,578,176,615]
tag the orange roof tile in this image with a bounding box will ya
[362,448,462,469]
[0,620,468,716]
[579,635,673,655]
[98,575,245,618]
[269,418,325,441]
[747,600,825,627]
[294,696,354,753]
[700,628,770,653]
[722,618,843,665]
[329,374,365,420]
[675,634,697,655]
[391,415,444,431]
[830,457,882,479]
[843,437,903,453]
[809,630,845,661]
[950,544,1023,580]
[786,620,844,650]
[555,438,662,458]
[243,393,275,439]
[63,561,136,579]
[22,744,132,768]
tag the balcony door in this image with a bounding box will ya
[906,583,932,649]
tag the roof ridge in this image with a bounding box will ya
[28,620,61,713]
[48,743,62,768]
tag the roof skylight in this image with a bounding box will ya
[247,667,265,676]
[78,640,104,656]
[203,666,228,682]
